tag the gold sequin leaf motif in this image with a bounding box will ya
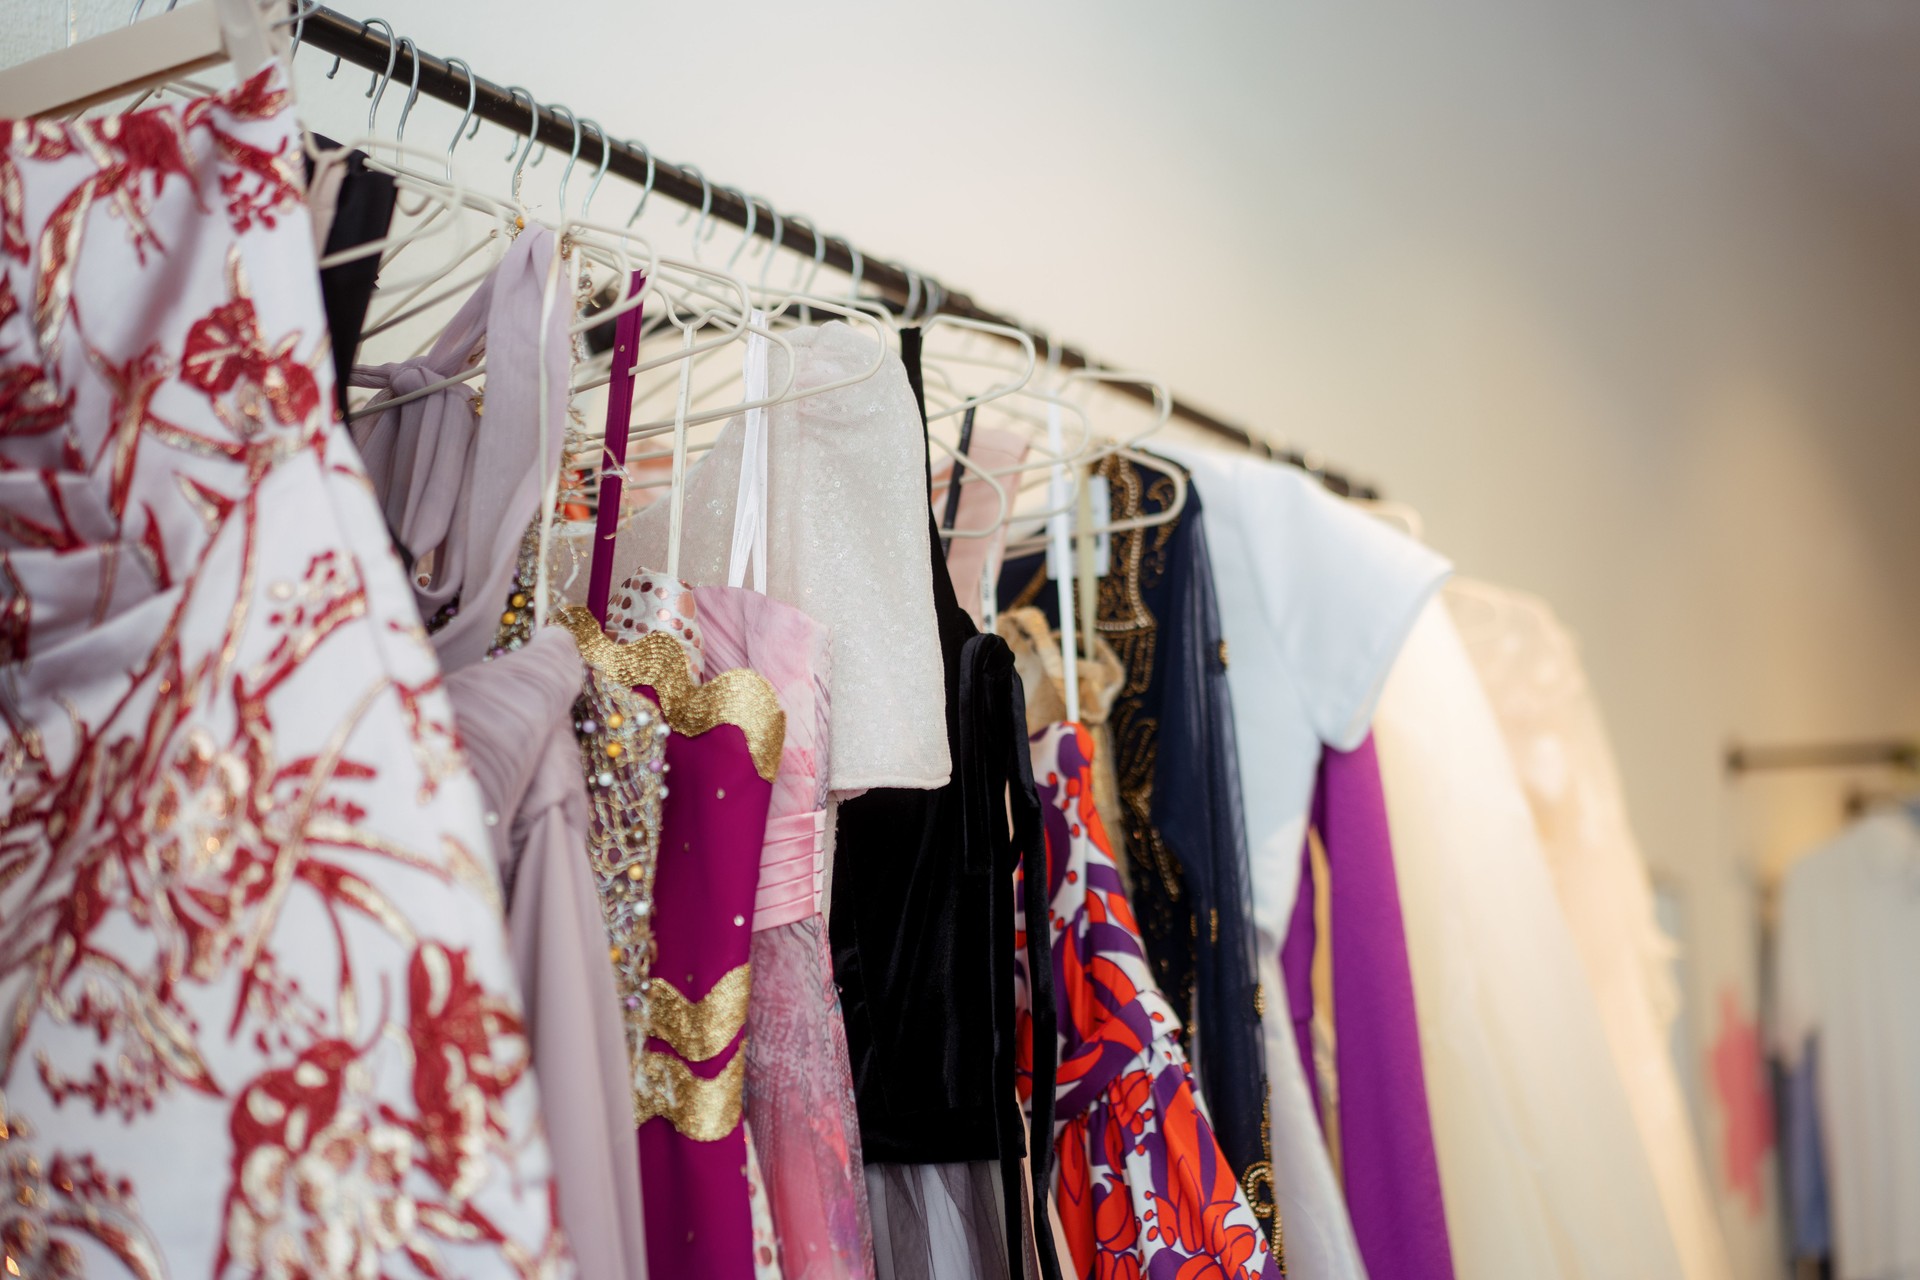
[554,606,785,783]
[630,970,751,1141]
[632,1053,746,1144]
[646,965,750,1062]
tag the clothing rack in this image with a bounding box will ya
[1725,739,1920,776]
[289,3,1380,499]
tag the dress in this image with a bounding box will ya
[1017,723,1278,1280]
[445,630,648,1280]
[348,228,570,669]
[1447,578,1733,1280]
[593,571,783,1280]
[590,312,880,1278]
[349,221,645,1280]
[1156,442,1450,1280]
[834,329,1060,1280]
[1279,735,1454,1280]
[0,68,566,1276]
[1372,600,1686,1280]
[302,137,395,419]
[1774,811,1920,1280]
[704,549,874,1280]
[1000,455,1269,1228]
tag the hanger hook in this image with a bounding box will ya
[785,214,826,294]
[443,57,478,179]
[504,85,539,187]
[550,104,581,219]
[393,37,422,145]
[624,138,657,227]
[749,195,782,288]
[285,0,319,57]
[579,121,612,219]
[902,267,921,324]
[840,238,863,303]
[679,164,713,260]
[925,278,945,321]
[722,186,756,270]
[324,16,370,79]
[360,19,398,137]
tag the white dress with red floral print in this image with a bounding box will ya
[0,67,570,1279]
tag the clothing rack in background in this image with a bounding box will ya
[290,3,1380,499]
[1725,738,1920,776]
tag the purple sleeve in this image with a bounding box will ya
[1318,733,1456,1280]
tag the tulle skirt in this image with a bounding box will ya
[746,913,878,1279]
[865,1161,1013,1280]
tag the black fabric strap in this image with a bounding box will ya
[1006,667,1063,1280]
[940,406,976,557]
[903,324,1060,1280]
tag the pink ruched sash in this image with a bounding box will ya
[752,809,827,932]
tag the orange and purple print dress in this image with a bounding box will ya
[1018,722,1281,1280]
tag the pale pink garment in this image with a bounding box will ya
[698,563,876,1280]
[933,426,1028,630]
[446,629,648,1280]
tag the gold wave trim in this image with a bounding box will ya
[647,966,750,1062]
[634,1051,745,1142]
[554,606,784,782]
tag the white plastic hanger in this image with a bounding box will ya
[344,89,664,418]
[1041,341,1082,724]
[0,0,274,119]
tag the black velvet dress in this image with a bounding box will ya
[831,328,1061,1280]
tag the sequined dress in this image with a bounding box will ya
[589,572,784,1280]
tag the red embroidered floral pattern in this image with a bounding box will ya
[0,67,565,1277]
[1018,723,1277,1280]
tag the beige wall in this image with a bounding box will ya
[15,1,1920,1269]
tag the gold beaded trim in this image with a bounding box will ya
[634,1051,746,1143]
[573,666,670,1125]
[645,966,751,1063]
[553,605,785,783]
[1242,1090,1284,1264]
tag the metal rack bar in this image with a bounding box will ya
[290,4,1379,498]
[1725,739,1920,775]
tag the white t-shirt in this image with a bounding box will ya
[1775,810,1920,1280]
[1160,444,1450,1280]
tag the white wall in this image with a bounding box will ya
[14,1,1920,1270]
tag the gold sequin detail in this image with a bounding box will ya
[633,1051,746,1142]
[554,606,785,783]
[1241,1090,1283,1262]
[646,966,750,1063]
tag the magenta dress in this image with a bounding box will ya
[698,583,876,1280]
[603,572,783,1280]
